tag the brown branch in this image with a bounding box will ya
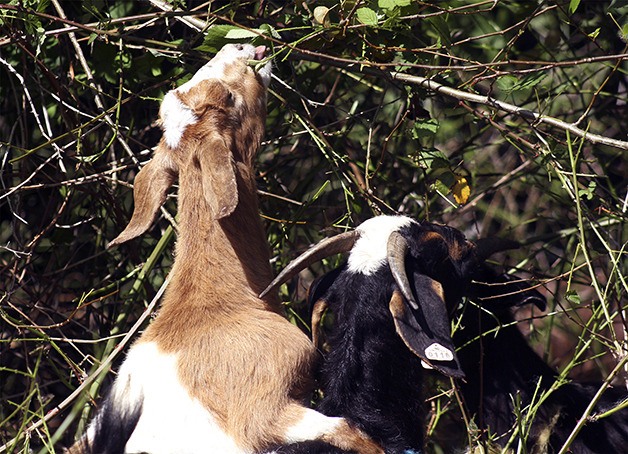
[147,0,628,151]
[388,71,628,150]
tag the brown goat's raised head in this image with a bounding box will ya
[109,44,271,247]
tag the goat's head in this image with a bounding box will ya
[109,44,272,247]
[261,215,519,378]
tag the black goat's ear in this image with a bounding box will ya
[310,299,329,349]
[503,275,546,311]
[307,267,343,307]
[307,267,343,348]
[389,274,464,379]
[503,281,546,311]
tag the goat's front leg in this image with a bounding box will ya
[280,405,384,454]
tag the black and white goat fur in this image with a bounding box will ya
[264,215,628,453]
[262,215,507,453]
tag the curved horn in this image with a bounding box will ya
[259,230,360,299]
[387,231,419,310]
[475,237,520,260]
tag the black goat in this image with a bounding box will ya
[262,215,513,453]
[266,216,628,453]
[458,270,628,453]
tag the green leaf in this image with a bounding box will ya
[378,0,397,10]
[578,181,596,200]
[259,23,282,39]
[356,7,379,26]
[497,73,547,95]
[432,179,450,195]
[569,0,582,14]
[517,72,547,90]
[416,149,449,171]
[204,24,267,42]
[109,1,134,19]
[224,28,261,40]
[379,0,411,7]
[203,25,234,43]
[565,290,581,304]
[412,118,439,138]
[202,25,267,52]
[588,27,601,40]
[496,74,518,92]
[435,169,455,187]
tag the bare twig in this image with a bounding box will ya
[50,0,139,165]
[0,275,171,453]
[146,0,628,151]
[388,71,628,150]
[557,354,628,454]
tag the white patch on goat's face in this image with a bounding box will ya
[160,43,272,149]
[347,215,417,275]
[160,91,198,149]
[104,342,243,454]
[284,408,344,443]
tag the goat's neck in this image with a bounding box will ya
[458,307,556,397]
[169,162,277,310]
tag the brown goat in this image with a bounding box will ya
[68,44,382,454]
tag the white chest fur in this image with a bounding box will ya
[105,341,245,454]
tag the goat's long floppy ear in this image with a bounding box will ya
[387,232,464,378]
[175,80,238,219]
[389,281,464,379]
[178,79,232,119]
[197,137,238,219]
[108,151,177,248]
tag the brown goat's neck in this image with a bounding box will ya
[167,161,278,312]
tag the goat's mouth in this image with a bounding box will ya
[253,45,267,61]
[250,45,272,87]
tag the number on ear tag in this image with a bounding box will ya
[425,343,454,362]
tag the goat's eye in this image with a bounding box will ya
[235,44,244,51]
